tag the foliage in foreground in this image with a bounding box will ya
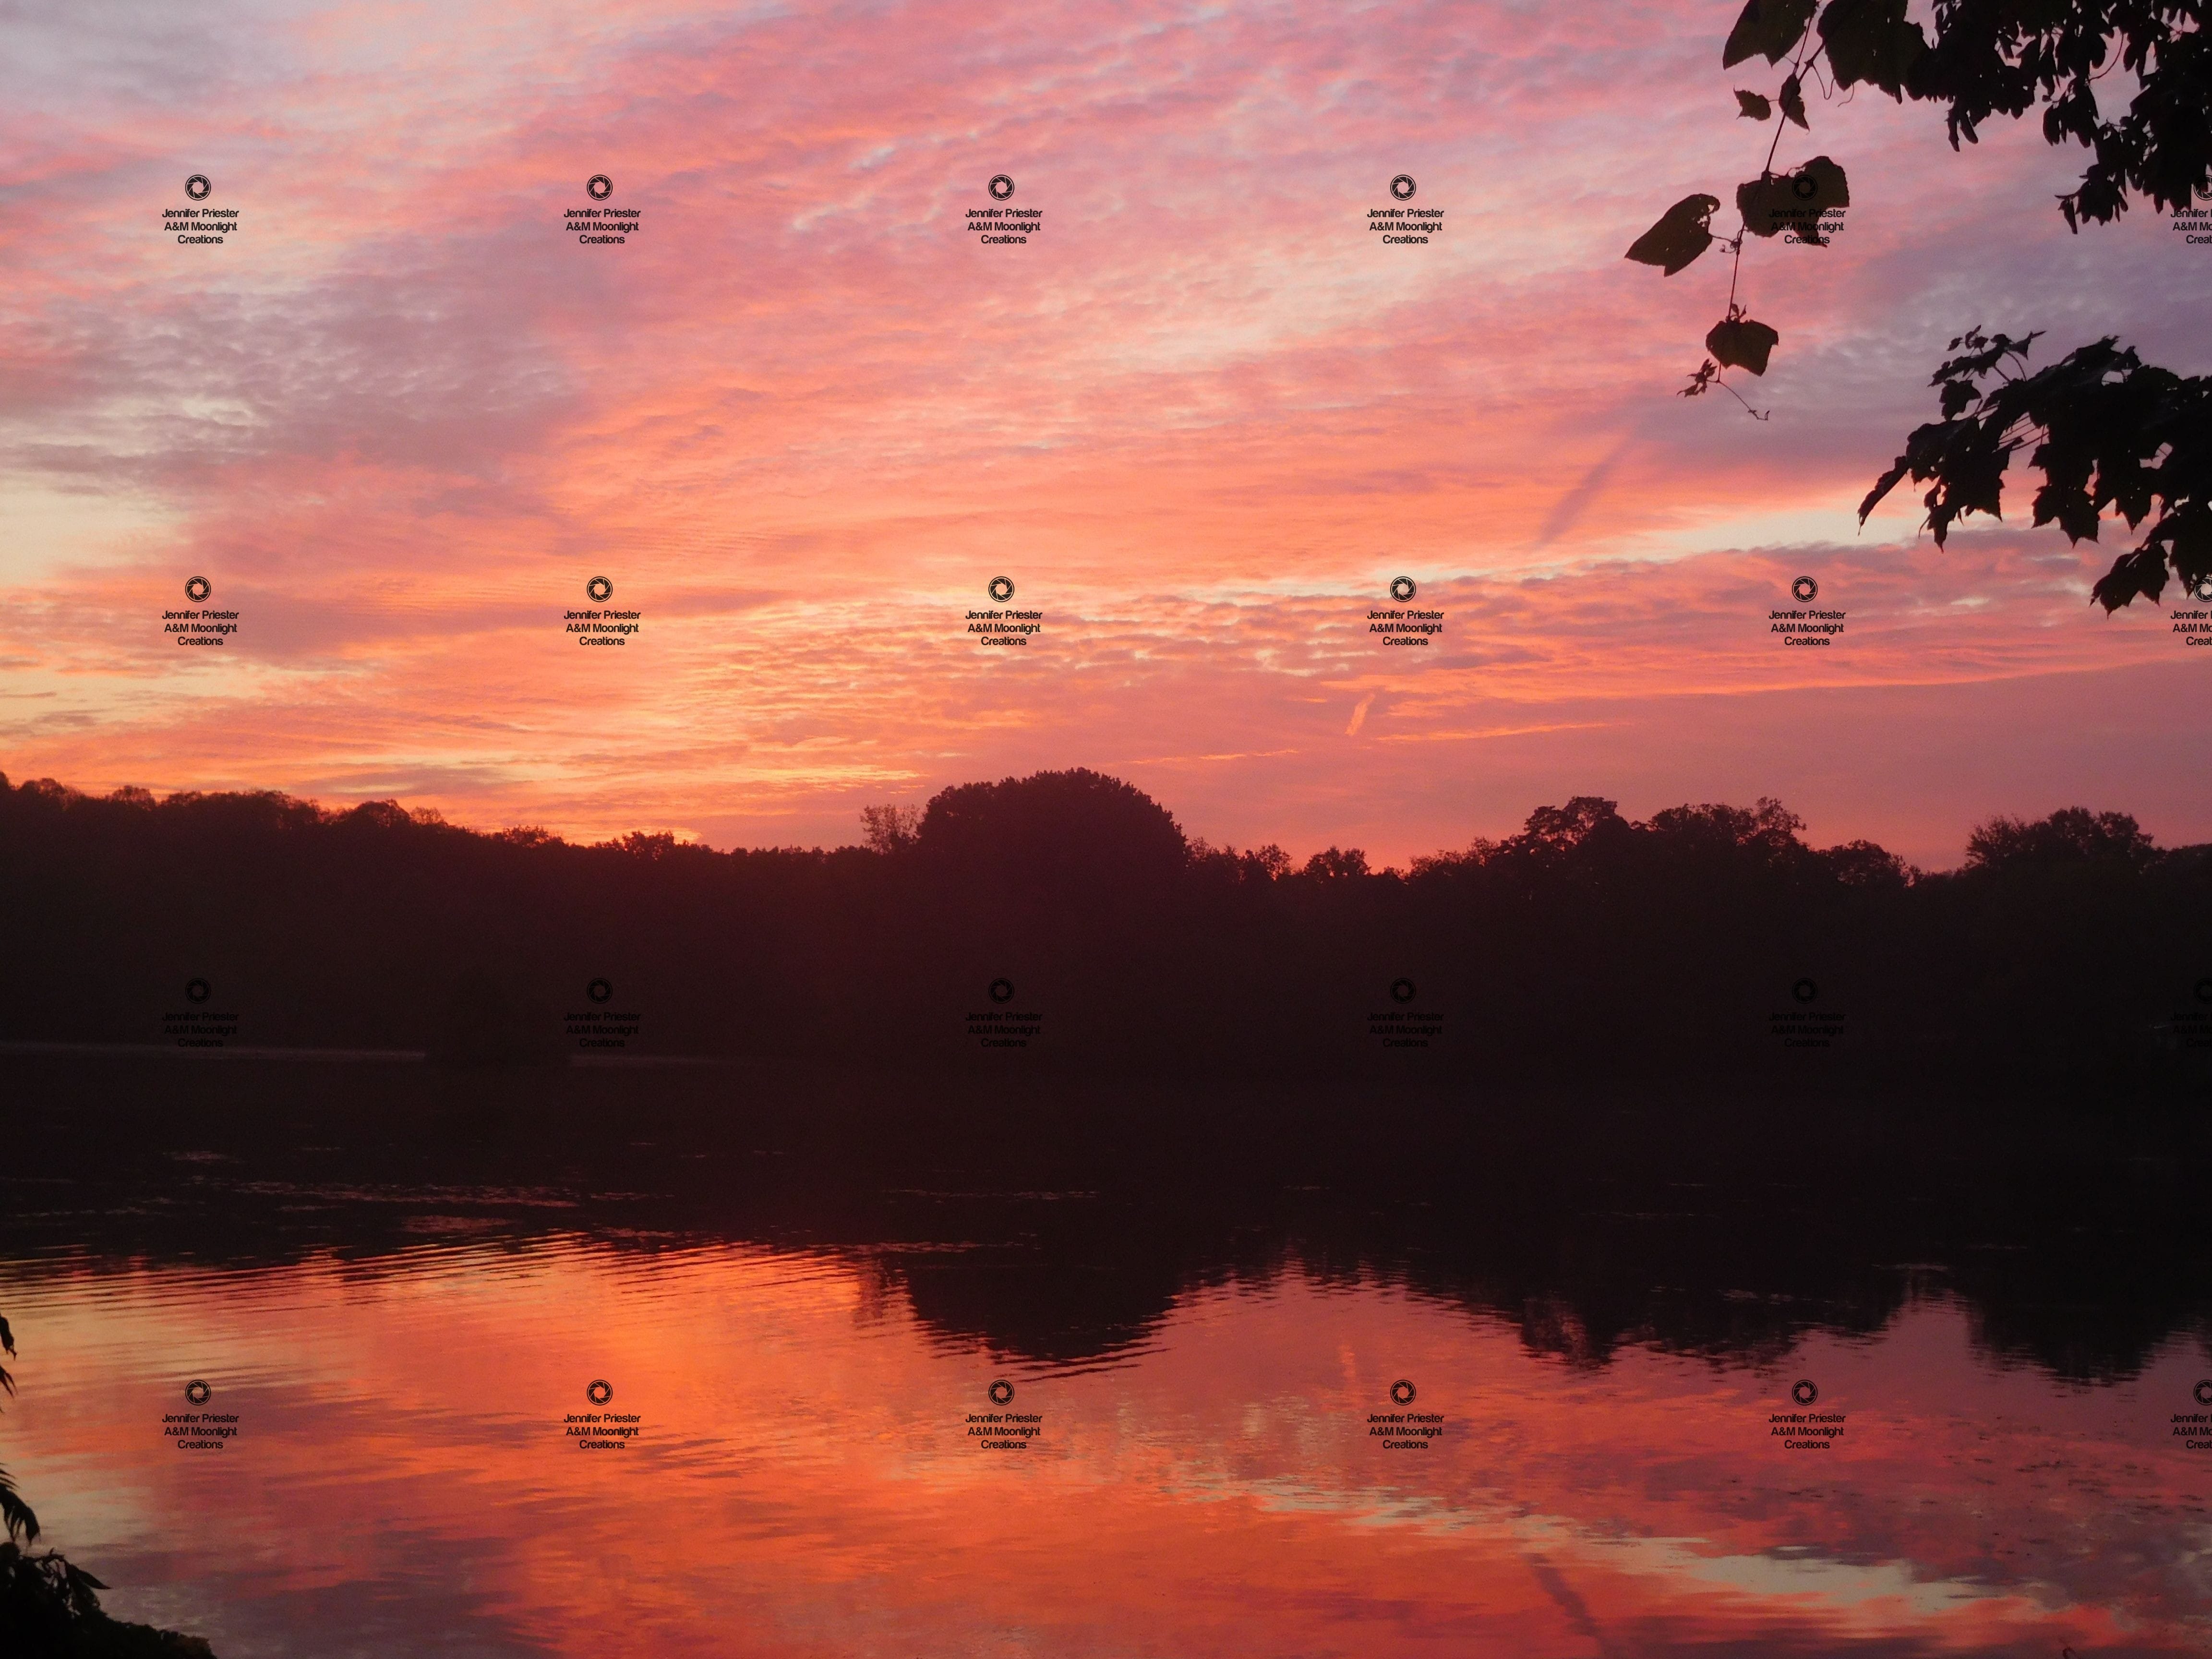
[1862,329,2212,611]
[0,1320,217,1658]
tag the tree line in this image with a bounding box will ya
[2,767,2205,1095]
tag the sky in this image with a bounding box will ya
[1,0,2205,870]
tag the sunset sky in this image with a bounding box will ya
[3,0,2205,869]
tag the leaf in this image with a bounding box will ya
[1707,313,1780,375]
[1861,451,1914,522]
[2152,501,2212,600]
[1817,0,1927,99]
[1723,0,1817,68]
[1796,155,1850,207]
[1736,155,1850,241]
[2090,546,2169,612]
[1737,175,1789,239]
[1625,193,1721,275]
[0,1479,39,1547]
[1735,89,1772,120]
[1779,73,1808,129]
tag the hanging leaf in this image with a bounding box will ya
[1788,154,1849,241]
[1625,193,1722,275]
[0,1478,40,1547]
[1735,89,1773,120]
[1736,174,1793,238]
[1722,0,1817,68]
[1737,155,1850,240]
[1817,0,1928,99]
[1779,73,1808,129]
[1707,311,1780,374]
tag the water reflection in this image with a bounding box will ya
[1,1058,2207,1657]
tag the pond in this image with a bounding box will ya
[2,1058,2206,1657]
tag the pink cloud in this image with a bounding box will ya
[3,0,2205,868]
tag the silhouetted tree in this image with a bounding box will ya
[1966,805,2162,870]
[1503,795,1635,864]
[1862,328,2212,611]
[0,767,2203,1091]
[1634,2,2209,392]
[858,804,921,855]
[913,768,1186,899]
[1298,846,1371,880]
[1629,3,2212,609]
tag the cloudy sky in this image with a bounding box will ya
[2,0,2204,868]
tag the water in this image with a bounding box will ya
[3,1058,2207,1656]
